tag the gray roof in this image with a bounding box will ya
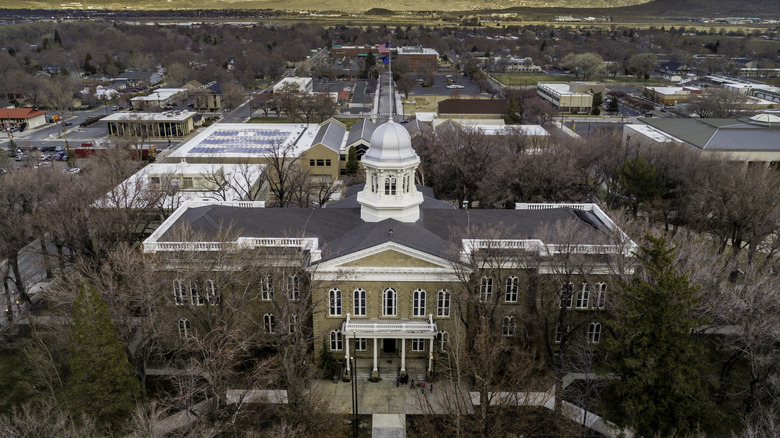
[346,119,377,147]
[312,121,346,152]
[640,117,780,152]
[159,202,609,262]
[117,71,156,80]
[404,119,433,137]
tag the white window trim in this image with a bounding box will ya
[261,275,273,300]
[412,289,426,317]
[595,283,607,308]
[383,288,397,317]
[555,324,569,343]
[287,274,300,301]
[330,330,343,351]
[480,276,493,302]
[329,288,342,316]
[439,331,449,351]
[437,290,451,318]
[502,316,516,337]
[354,288,366,316]
[178,319,191,338]
[589,322,601,343]
[174,280,187,305]
[576,283,590,309]
[505,276,519,303]
[206,279,220,305]
[560,282,574,308]
[264,313,276,334]
[412,338,425,352]
[355,338,367,351]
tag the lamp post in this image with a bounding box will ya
[351,330,358,438]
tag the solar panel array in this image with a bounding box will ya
[187,128,292,155]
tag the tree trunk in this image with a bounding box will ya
[39,238,52,279]
[9,253,32,306]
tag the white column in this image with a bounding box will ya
[345,337,350,372]
[428,338,434,372]
[373,338,378,373]
[400,338,406,374]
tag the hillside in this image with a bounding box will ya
[2,0,653,12]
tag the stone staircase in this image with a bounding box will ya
[351,357,427,383]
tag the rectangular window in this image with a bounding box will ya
[560,283,574,308]
[412,338,425,352]
[505,277,519,303]
[150,176,161,185]
[325,159,331,166]
[329,289,342,316]
[555,324,569,343]
[354,289,366,316]
[595,283,607,308]
[437,290,451,317]
[182,177,193,189]
[178,319,191,338]
[287,275,300,301]
[261,275,273,300]
[330,331,342,351]
[309,159,315,166]
[288,314,297,335]
[191,281,204,306]
[173,280,187,305]
[206,280,220,305]
[576,283,590,309]
[588,323,601,343]
[355,338,367,351]
[316,159,324,166]
[480,277,493,302]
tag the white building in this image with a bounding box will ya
[273,77,314,94]
[131,88,187,109]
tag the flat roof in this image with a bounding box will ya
[538,82,590,97]
[131,88,186,102]
[101,111,196,122]
[100,161,266,210]
[168,123,319,159]
[397,46,439,56]
[625,124,678,143]
[647,87,689,95]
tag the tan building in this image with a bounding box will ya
[537,82,604,113]
[642,86,695,105]
[144,120,630,382]
[101,111,196,139]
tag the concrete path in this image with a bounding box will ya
[372,414,405,438]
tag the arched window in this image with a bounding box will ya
[588,322,601,343]
[412,289,426,317]
[383,288,397,316]
[287,275,300,300]
[288,314,297,335]
[505,276,519,302]
[560,282,574,308]
[555,324,569,343]
[371,173,378,193]
[576,283,590,309]
[173,280,187,305]
[480,276,493,302]
[206,280,220,305]
[264,314,276,334]
[329,288,342,316]
[190,281,204,306]
[502,316,516,336]
[178,319,191,338]
[330,330,343,351]
[595,283,607,308]
[439,331,449,350]
[261,275,273,300]
[404,174,411,193]
[384,176,396,195]
[353,288,366,316]
[437,290,451,317]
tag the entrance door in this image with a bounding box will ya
[383,338,396,354]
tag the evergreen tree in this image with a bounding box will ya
[616,155,663,217]
[599,235,714,437]
[54,29,62,46]
[66,281,140,431]
[345,145,360,176]
[591,91,603,115]
[83,52,96,75]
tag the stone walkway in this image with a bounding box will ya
[319,378,466,415]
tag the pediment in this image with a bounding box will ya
[340,249,444,269]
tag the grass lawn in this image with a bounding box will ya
[492,73,571,87]
[403,95,487,114]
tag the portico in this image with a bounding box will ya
[342,314,437,381]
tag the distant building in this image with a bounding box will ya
[437,99,508,118]
[0,107,47,131]
[131,88,188,110]
[504,56,541,73]
[642,86,699,105]
[537,82,605,113]
[184,81,223,112]
[116,71,162,89]
[273,77,314,94]
[101,111,196,139]
[397,46,439,72]
[624,114,780,164]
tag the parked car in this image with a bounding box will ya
[55,146,65,152]
[111,105,120,110]
[64,121,73,126]
[66,167,81,174]
[39,154,52,161]
[41,146,56,152]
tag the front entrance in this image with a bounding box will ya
[383,338,396,354]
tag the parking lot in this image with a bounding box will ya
[407,73,487,98]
